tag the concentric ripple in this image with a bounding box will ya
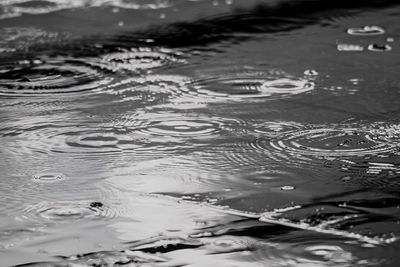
[66,133,122,150]
[367,44,392,52]
[251,121,304,137]
[22,200,117,222]
[102,74,192,102]
[3,116,229,159]
[2,122,143,158]
[100,48,184,73]
[347,26,385,36]
[138,118,222,138]
[132,112,244,141]
[262,128,394,158]
[0,57,113,96]
[191,68,315,100]
[32,172,65,182]
[246,123,400,166]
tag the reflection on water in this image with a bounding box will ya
[1,0,400,266]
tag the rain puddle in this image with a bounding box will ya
[0,0,400,266]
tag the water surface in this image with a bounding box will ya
[0,0,400,266]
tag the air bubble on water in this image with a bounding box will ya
[337,44,364,52]
[160,13,166,19]
[387,37,394,42]
[118,21,124,27]
[112,8,119,13]
[367,44,392,52]
[347,26,385,36]
[212,0,219,6]
[225,0,233,5]
[280,186,295,191]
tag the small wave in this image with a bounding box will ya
[0,0,172,19]
[329,155,400,190]
[32,172,65,182]
[22,200,117,222]
[137,117,223,138]
[347,26,385,36]
[250,123,400,166]
[367,44,392,52]
[191,68,314,101]
[99,48,185,73]
[0,57,113,96]
[217,122,400,172]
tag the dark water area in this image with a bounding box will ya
[0,0,400,266]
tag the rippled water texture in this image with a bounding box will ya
[1,0,400,266]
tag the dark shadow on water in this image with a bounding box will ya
[3,0,400,58]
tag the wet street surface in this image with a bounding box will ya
[0,0,400,266]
